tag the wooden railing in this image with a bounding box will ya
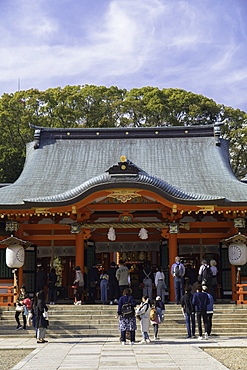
[236,284,247,305]
[0,286,15,306]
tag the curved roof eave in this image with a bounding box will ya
[23,172,226,208]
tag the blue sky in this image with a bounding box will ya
[1,0,247,112]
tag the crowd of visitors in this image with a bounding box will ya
[14,256,217,344]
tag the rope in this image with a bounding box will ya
[80,222,169,229]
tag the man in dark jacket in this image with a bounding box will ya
[181,286,195,338]
[87,263,99,303]
[106,262,119,304]
[192,284,210,340]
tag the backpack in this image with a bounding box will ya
[121,297,134,318]
[202,265,213,286]
[174,263,183,277]
[150,307,157,321]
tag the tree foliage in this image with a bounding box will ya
[0,85,246,182]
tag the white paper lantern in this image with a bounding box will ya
[228,242,247,265]
[139,228,148,240]
[6,244,25,268]
[107,227,116,241]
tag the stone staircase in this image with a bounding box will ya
[1,303,247,338]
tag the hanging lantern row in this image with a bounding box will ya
[107,227,148,241]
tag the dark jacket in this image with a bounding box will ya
[16,291,29,304]
[35,299,49,329]
[192,292,210,313]
[48,272,57,289]
[117,294,136,316]
[88,267,99,283]
[181,292,194,314]
[154,300,165,311]
[106,266,118,283]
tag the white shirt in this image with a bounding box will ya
[155,271,165,286]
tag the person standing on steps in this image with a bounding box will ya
[116,260,130,296]
[171,256,185,304]
[88,263,99,304]
[73,266,84,305]
[140,263,154,302]
[36,265,47,293]
[48,268,57,305]
[209,259,218,302]
[155,266,166,303]
[100,269,109,304]
[154,295,165,323]
[181,285,196,338]
[106,262,119,305]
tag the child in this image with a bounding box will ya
[150,305,161,340]
[155,295,165,323]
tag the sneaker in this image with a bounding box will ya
[186,335,191,339]
[198,336,203,340]
[130,341,135,345]
[114,299,118,304]
[146,338,151,343]
[204,333,208,340]
[41,339,48,343]
[139,339,147,344]
[192,335,196,338]
[121,342,126,345]
[16,325,22,330]
[109,301,113,305]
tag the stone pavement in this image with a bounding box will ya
[0,336,246,370]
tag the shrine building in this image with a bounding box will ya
[0,123,247,303]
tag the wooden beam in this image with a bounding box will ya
[177,233,229,239]
[24,235,75,241]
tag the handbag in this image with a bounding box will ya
[43,310,49,320]
[16,305,24,312]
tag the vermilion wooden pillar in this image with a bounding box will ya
[168,233,178,302]
[75,232,84,274]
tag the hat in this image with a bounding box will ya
[201,259,207,264]
[202,285,208,291]
[156,296,161,300]
[75,266,81,270]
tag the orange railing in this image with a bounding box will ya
[0,286,15,306]
[236,284,247,305]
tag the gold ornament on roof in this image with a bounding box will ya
[106,189,141,203]
[120,156,127,162]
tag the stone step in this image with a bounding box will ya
[1,304,247,338]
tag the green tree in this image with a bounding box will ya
[0,85,246,183]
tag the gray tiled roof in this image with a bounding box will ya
[0,124,246,208]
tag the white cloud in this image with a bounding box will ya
[0,0,246,111]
